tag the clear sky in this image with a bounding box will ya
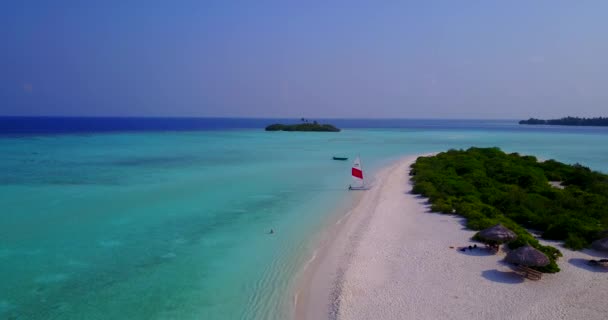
[1,1,607,118]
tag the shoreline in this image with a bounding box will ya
[291,169,369,320]
[293,155,424,320]
[294,154,608,320]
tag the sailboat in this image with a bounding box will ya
[348,156,369,190]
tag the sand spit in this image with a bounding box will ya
[296,155,608,320]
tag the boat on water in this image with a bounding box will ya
[333,156,348,161]
[348,156,369,190]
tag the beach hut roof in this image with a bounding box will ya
[478,224,517,243]
[591,237,608,252]
[505,245,550,267]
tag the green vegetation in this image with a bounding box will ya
[519,116,608,126]
[265,120,340,132]
[410,147,608,273]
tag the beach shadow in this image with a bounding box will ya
[481,269,525,284]
[455,218,468,228]
[411,194,431,204]
[581,249,608,258]
[568,258,608,273]
[456,247,494,256]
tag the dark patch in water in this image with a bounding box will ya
[111,155,199,167]
[0,173,120,186]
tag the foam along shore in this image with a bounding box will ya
[295,155,608,320]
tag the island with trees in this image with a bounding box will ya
[410,147,608,273]
[265,118,341,132]
[519,116,608,126]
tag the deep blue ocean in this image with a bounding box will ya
[1,117,608,320]
[3,117,608,135]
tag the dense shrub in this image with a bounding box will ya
[411,147,608,273]
[564,234,587,250]
[264,123,340,132]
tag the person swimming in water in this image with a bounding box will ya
[269,229,274,234]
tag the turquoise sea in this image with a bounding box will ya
[1,119,608,319]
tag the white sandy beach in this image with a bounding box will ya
[296,155,608,320]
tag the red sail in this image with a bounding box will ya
[352,168,363,179]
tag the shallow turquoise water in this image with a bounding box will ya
[1,126,608,319]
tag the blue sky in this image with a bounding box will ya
[1,1,607,118]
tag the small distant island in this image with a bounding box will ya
[519,116,608,126]
[265,118,340,132]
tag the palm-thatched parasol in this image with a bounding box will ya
[505,245,550,267]
[591,237,608,252]
[478,224,517,243]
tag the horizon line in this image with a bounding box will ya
[0,115,527,121]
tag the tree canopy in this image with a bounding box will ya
[519,116,608,126]
[410,147,608,273]
[265,122,340,132]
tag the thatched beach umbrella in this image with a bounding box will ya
[505,245,550,267]
[591,237,608,252]
[478,224,517,243]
